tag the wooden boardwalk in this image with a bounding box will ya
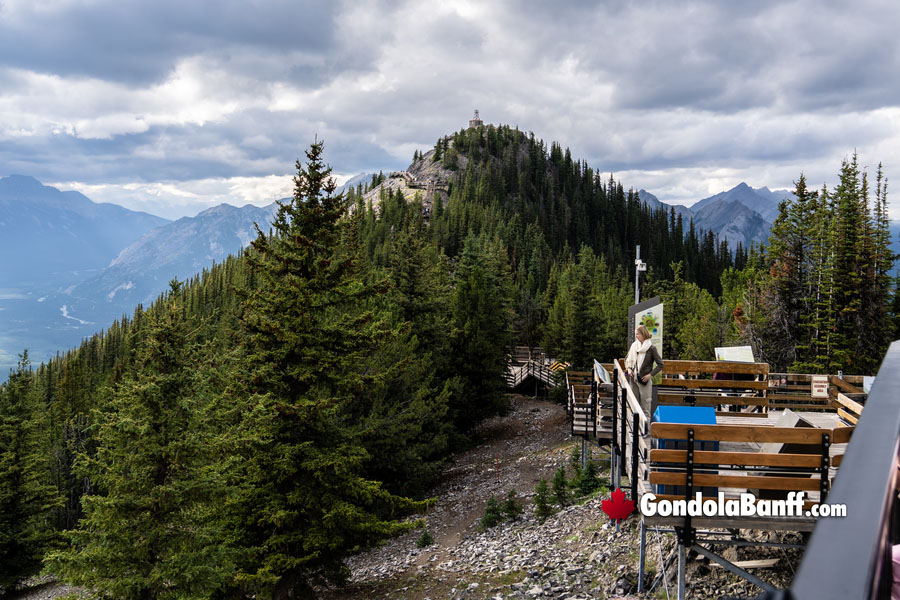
[565,357,870,598]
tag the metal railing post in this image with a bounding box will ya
[631,412,639,500]
[611,368,618,488]
[620,381,627,478]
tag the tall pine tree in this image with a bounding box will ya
[0,352,60,592]
[230,140,423,598]
[48,282,232,600]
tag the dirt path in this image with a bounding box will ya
[321,394,585,599]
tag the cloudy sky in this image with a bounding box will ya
[1,0,898,219]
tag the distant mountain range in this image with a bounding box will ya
[0,176,281,377]
[637,182,794,250]
[0,175,169,286]
[68,202,278,314]
[0,172,891,378]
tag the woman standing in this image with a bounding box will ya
[625,324,664,418]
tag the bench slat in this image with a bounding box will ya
[650,423,833,444]
[649,471,822,491]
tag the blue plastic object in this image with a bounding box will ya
[653,405,718,496]
[653,405,717,425]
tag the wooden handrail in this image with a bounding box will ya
[649,449,826,469]
[658,378,770,391]
[650,471,823,492]
[662,359,770,376]
[614,358,649,434]
[650,423,840,444]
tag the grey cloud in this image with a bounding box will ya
[500,0,900,114]
[0,0,340,85]
[1,0,899,217]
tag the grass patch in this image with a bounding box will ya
[492,569,526,586]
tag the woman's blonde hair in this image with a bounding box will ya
[636,325,651,341]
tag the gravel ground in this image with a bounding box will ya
[320,394,805,600]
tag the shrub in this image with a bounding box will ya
[416,529,435,548]
[503,490,523,520]
[534,479,555,521]
[480,496,504,529]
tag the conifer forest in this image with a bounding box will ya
[1,125,896,598]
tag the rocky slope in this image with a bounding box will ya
[320,396,804,600]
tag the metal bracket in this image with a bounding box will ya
[683,428,695,539]
[820,432,830,503]
[691,544,777,593]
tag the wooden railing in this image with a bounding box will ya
[657,360,770,415]
[833,392,864,425]
[612,359,652,498]
[506,360,556,389]
[765,372,865,412]
[565,366,614,440]
[646,423,853,511]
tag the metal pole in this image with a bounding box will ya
[635,244,641,304]
[620,386,627,479]
[611,369,618,489]
[691,544,777,593]
[631,413,639,500]
[638,519,647,593]
[677,543,686,600]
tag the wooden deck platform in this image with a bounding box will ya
[642,409,852,531]
[565,359,864,533]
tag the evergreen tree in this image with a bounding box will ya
[230,140,423,597]
[534,479,555,521]
[48,283,232,600]
[0,352,60,591]
[502,489,523,520]
[433,138,442,162]
[552,466,570,506]
[448,233,515,432]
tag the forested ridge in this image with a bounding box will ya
[1,125,895,598]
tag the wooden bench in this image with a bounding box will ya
[644,421,854,530]
[766,373,864,412]
[657,360,770,416]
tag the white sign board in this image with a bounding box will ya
[864,376,875,394]
[811,375,829,398]
[638,304,664,359]
[714,346,755,362]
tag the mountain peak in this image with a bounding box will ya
[0,174,48,193]
[196,203,241,217]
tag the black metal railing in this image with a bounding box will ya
[784,340,900,600]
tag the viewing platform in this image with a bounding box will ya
[564,352,883,599]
